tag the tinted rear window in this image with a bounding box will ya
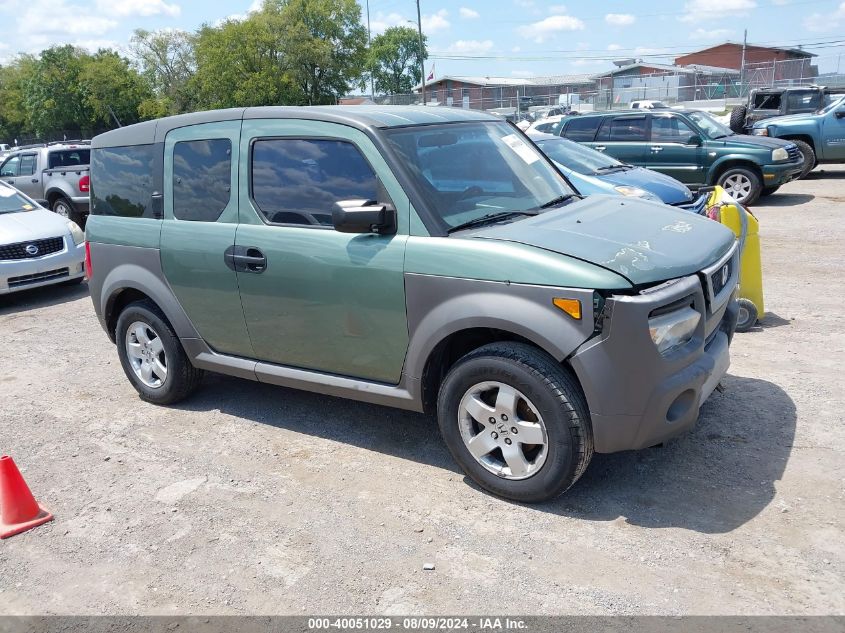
[562,117,601,141]
[48,149,90,169]
[91,145,156,218]
[173,139,232,222]
[596,116,647,142]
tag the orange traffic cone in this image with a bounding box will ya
[0,455,53,538]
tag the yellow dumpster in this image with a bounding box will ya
[704,187,764,332]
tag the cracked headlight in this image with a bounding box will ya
[649,307,700,355]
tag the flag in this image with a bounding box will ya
[426,64,435,81]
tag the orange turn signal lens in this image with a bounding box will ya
[553,297,581,320]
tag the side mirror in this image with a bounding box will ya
[835,109,845,119]
[686,135,703,146]
[332,199,396,235]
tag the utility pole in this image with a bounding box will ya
[365,0,374,98]
[739,29,747,98]
[416,0,426,105]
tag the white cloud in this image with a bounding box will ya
[422,9,450,32]
[459,7,479,18]
[680,0,756,22]
[74,39,123,53]
[690,27,734,40]
[96,0,180,18]
[804,1,845,31]
[607,43,623,51]
[17,0,118,38]
[516,14,585,43]
[605,13,635,26]
[548,4,568,13]
[444,39,494,54]
[370,11,409,33]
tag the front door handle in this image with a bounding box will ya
[594,145,606,152]
[31,178,38,183]
[650,145,664,152]
[224,246,267,273]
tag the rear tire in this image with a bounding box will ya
[436,342,593,503]
[51,197,84,228]
[791,139,816,179]
[115,300,204,405]
[717,166,762,206]
[729,105,747,134]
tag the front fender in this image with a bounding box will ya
[403,273,596,380]
[708,155,763,183]
[88,241,200,341]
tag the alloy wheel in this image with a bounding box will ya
[125,321,168,388]
[722,173,753,202]
[457,381,548,480]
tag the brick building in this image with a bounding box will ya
[675,42,817,82]
[414,75,593,110]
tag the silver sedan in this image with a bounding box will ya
[0,181,85,295]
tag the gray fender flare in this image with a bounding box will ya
[403,273,595,380]
[92,243,199,341]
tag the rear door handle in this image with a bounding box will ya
[650,145,664,152]
[224,246,267,273]
[594,145,606,151]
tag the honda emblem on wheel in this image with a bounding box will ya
[25,244,38,256]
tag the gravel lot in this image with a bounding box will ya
[1,169,844,616]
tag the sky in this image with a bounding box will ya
[1,0,845,79]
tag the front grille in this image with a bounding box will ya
[0,237,65,261]
[710,258,732,298]
[786,144,801,161]
[8,267,69,288]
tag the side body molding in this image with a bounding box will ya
[403,273,596,381]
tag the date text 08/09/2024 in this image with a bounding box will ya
[308,617,529,630]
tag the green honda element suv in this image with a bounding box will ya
[86,106,739,502]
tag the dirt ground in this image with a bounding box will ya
[1,169,844,616]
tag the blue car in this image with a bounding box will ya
[529,132,695,206]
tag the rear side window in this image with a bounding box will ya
[251,139,378,227]
[19,154,37,176]
[596,116,647,142]
[562,117,601,141]
[172,139,232,222]
[91,145,156,218]
[48,149,90,169]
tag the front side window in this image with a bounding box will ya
[173,139,232,222]
[251,139,378,227]
[1,155,20,177]
[651,116,697,144]
[562,117,601,141]
[383,121,574,232]
[91,144,156,218]
[596,116,647,142]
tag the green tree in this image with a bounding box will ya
[190,14,301,109]
[271,0,368,104]
[367,26,427,96]
[23,45,91,136]
[0,57,35,143]
[129,28,196,114]
[78,50,153,128]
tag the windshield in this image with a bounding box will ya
[0,185,36,214]
[535,137,622,175]
[685,110,732,138]
[819,94,845,114]
[383,121,575,231]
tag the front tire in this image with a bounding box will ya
[115,300,204,405]
[436,342,593,502]
[717,166,762,206]
[791,140,816,179]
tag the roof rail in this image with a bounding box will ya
[46,140,92,146]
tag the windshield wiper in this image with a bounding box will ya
[537,193,578,209]
[595,164,629,173]
[447,210,536,234]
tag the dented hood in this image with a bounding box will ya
[471,195,736,286]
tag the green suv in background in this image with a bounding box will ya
[555,109,804,205]
[86,106,739,502]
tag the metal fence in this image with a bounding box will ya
[376,56,845,117]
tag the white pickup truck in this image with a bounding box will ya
[0,142,91,227]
